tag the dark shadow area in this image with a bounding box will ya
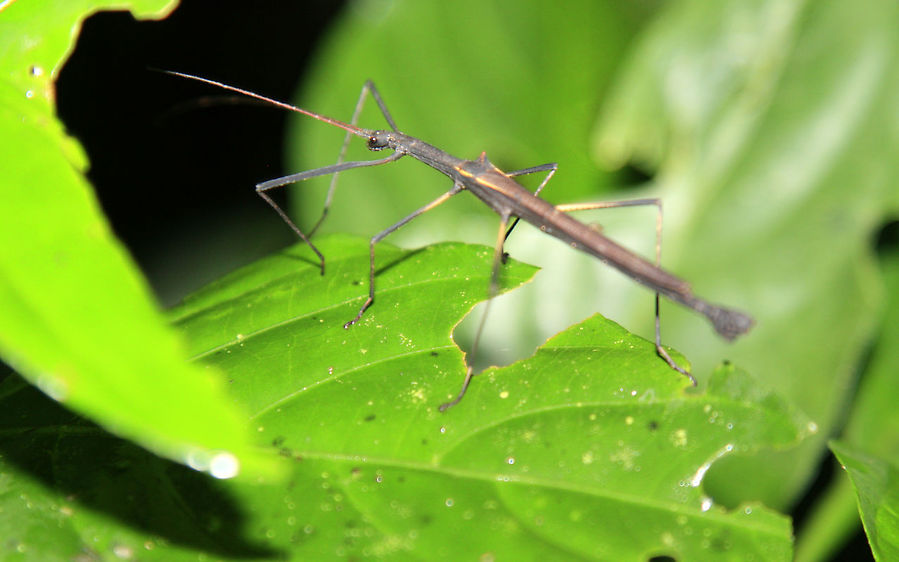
[790,453,871,561]
[875,219,899,255]
[612,161,655,191]
[270,239,425,277]
[55,1,347,305]
[372,246,427,279]
[0,368,280,558]
[277,244,327,272]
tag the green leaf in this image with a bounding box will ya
[1,235,810,559]
[0,371,275,560]
[177,237,806,560]
[170,235,540,416]
[830,442,899,562]
[0,1,273,477]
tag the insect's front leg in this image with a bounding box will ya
[310,81,402,237]
[343,183,465,328]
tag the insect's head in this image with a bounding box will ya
[367,130,394,151]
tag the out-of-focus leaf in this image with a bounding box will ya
[0,369,278,560]
[795,228,899,560]
[0,0,272,478]
[289,0,640,240]
[591,0,899,509]
[842,235,899,464]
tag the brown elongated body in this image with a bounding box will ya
[455,154,752,340]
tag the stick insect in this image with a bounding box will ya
[166,71,754,411]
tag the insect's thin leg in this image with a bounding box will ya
[553,197,660,213]
[344,183,465,329]
[440,212,511,412]
[256,190,326,274]
[257,153,403,275]
[555,197,696,385]
[506,163,558,193]
[648,202,696,385]
[503,163,558,243]
[258,153,402,191]
[309,82,385,237]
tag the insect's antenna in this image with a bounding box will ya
[162,70,368,138]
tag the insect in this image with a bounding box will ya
[166,71,754,411]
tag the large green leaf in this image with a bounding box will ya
[186,236,805,560]
[0,1,271,476]
[279,0,899,513]
[0,235,810,559]
[830,442,899,562]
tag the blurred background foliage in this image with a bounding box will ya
[5,0,894,558]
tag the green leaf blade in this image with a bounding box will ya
[173,235,539,420]
[168,236,806,559]
[0,0,273,479]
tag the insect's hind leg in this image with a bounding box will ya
[440,212,512,412]
[309,81,401,237]
[502,163,558,245]
[555,197,696,385]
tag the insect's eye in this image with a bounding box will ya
[367,135,388,150]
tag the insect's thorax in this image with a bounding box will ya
[397,134,466,177]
